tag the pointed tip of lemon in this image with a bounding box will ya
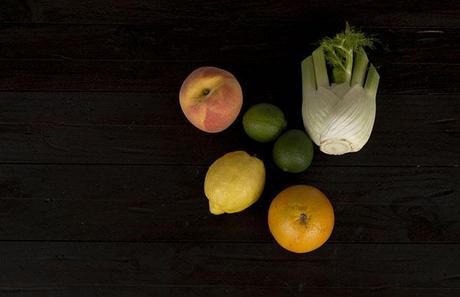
[209,201,225,215]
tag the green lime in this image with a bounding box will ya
[242,103,287,143]
[273,129,314,173]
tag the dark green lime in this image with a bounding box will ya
[273,129,314,173]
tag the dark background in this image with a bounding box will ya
[0,1,459,296]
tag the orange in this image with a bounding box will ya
[268,185,334,253]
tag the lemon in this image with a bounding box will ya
[242,103,287,143]
[273,129,314,173]
[204,151,265,215]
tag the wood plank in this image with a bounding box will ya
[0,59,458,94]
[0,242,458,289]
[0,165,457,242]
[0,92,457,132]
[0,92,187,126]
[0,123,457,166]
[0,25,458,64]
[0,0,459,27]
[8,193,460,242]
[0,287,458,297]
[1,165,456,204]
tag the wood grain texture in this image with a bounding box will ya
[0,123,457,166]
[0,92,457,166]
[0,92,457,130]
[0,25,458,64]
[0,60,458,94]
[1,287,458,297]
[0,242,458,289]
[0,0,459,295]
[0,165,457,242]
[0,0,459,27]
[0,92,460,166]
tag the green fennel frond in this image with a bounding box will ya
[320,22,375,71]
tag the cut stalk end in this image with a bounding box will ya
[320,138,354,155]
[351,48,369,86]
[312,47,329,88]
[301,56,316,93]
[364,64,380,98]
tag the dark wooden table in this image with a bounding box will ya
[0,1,459,296]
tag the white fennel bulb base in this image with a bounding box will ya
[301,26,379,156]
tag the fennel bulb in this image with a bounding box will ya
[301,24,380,155]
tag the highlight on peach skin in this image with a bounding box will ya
[179,66,243,133]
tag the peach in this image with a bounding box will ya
[179,66,243,133]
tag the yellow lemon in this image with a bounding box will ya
[204,151,265,215]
